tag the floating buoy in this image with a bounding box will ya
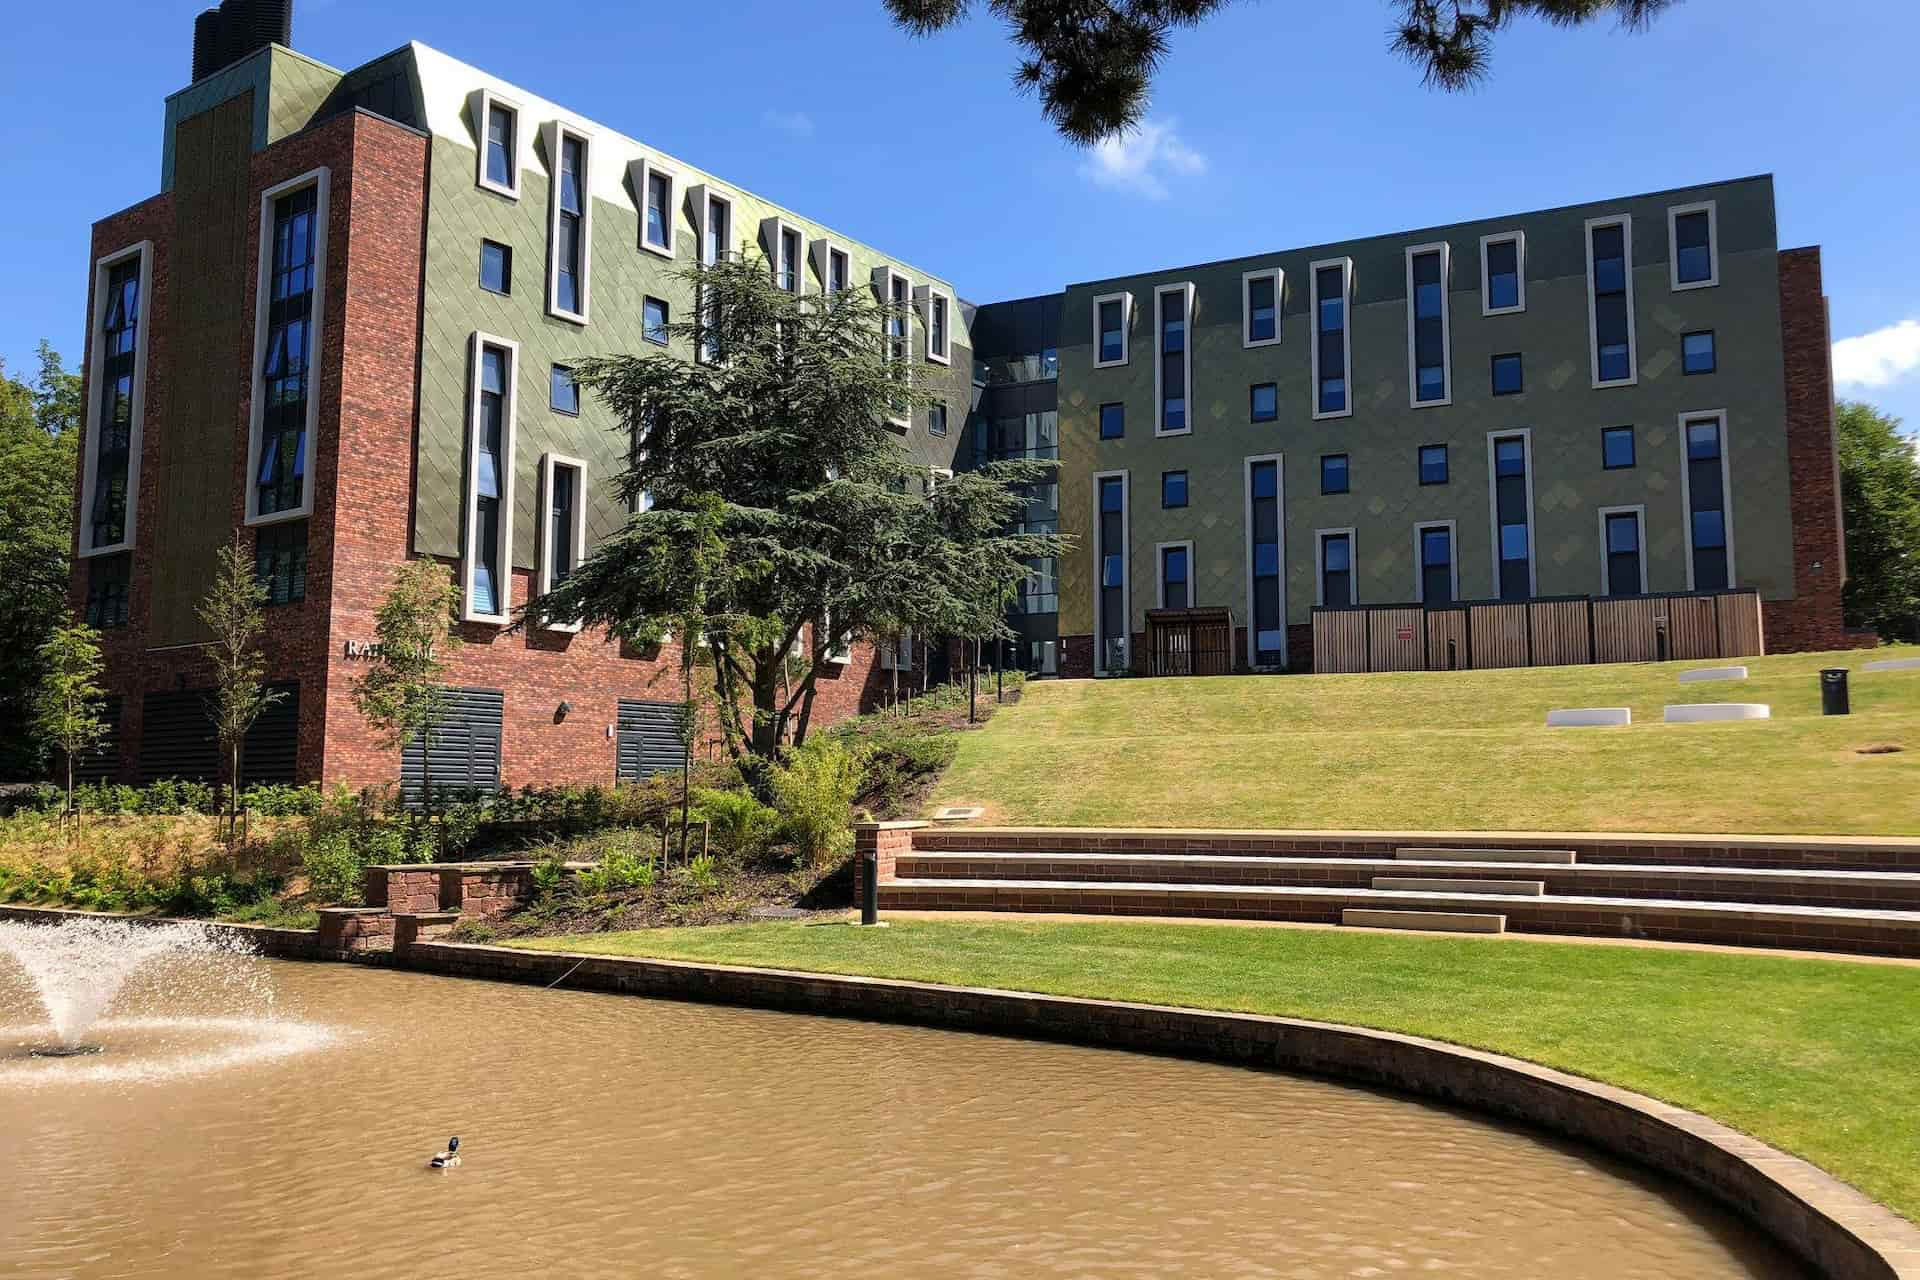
[429,1136,461,1169]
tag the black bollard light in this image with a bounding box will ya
[1820,668,1851,716]
[860,848,880,926]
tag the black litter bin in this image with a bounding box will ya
[1820,668,1850,716]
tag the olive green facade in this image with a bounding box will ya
[1054,176,1791,663]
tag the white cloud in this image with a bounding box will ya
[1078,119,1207,201]
[1833,319,1920,389]
[761,109,815,139]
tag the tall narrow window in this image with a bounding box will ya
[1159,543,1191,610]
[480,240,511,294]
[636,158,675,257]
[1320,453,1349,496]
[550,129,589,322]
[1311,259,1351,418]
[1603,509,1644,596]
[828,246,849,294]
[1669,202,1718,289]
[929,402,948,437]
[1096,473,1129,673]
[927,290,951,364]
[1250,382,1277,423]
[1155,283,1192,436]
[477,97,518,197]
[1683,414,1732,590]
[550,365,579,416]
[1491,434,1532,600]
[86,250,144,552]
[539,454,586,631]
[86,554,132,628]
[1243,268,1280,346]
[1419,444,1448,486]
[1406,244,1450,405]
[252,177,322,522]
[1587,216,1635,386]
[1419,525,1454,604]
[643,296,669,346]
[1162,470,1188,508]
[1481,231,1524,314]
[702,190,732,265]
[1094,293,1129,367]
[1683,330,1716,375]
[884,270,911,428]
[778,225,802,293]
[255,521,307,606]
[465,335,517,623]
[1318,532,1353,608]
[1248,458,1283,667]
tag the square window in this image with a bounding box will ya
[643,296,669,345]
[1250,382,1277,422]
[480,240,511,294]
[1162,470,1188,508]
[1099,402,1124,440]
[1320,453,1349,495]
[1419,444,1448,486]
[1683,330,1716,375]
[1602,426,1636,470]
[550,365,579,416]
[1491,352,1523,396]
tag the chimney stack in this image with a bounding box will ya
[190,0,294,83]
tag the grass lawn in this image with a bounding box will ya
[930,644,1920,834]
[513,916,1920,1222]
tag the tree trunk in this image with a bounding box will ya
[968,639,978,724]
[679,644,695,864]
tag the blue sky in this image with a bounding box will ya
[3,0,1916,431]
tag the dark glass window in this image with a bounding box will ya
[1320,453,1349,495]
[1419,444,1448,486]
[1249,461,1282,663]
[258,184,317,518]
[1162,470,1188,508]
[1246,274,1276,342]
[828,250,848,295]
[1420,526,1453,604]
[85,553,132,628]
[930,403,948,437]
[480,240,511,294]
[1250,382,1277,422]
[1485,237,1520,310]
[1591,222,1632,382]
[1316,265,1347,413]
[1674,210,1713,284]
[1098,298,1125,363]
[1160,544,1190,610]
[1605,512,1642,596]
[1099,402,1124,440]
[255,520,307,606]
[930,294,949,359]
[550,365,579,416]
[90,256,140,548]
[1493,435,1530,600]
[1602,426,1636,470]
[644,171,671,250]
[643,296,669,345]
[705,195,730,265]
[1683,330,1716,375]
[1320,533,1352,608]
[778,226,801,293]
[1491,352,1523,396]
[473,343,509,617]
[1159,291,1187,432]
[1686,418,1729,590]
[555,135,586,315]
[548,464,578,588]
[485,103,515,189]
[1411,248,1447,402]
[1098,476,1127,670]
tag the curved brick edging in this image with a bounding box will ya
[3,904,1916,1277]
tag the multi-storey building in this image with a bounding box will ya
[68,3,1853,790]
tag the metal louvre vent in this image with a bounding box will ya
[616,699,688,783]
[241,682,299,785]
[73,696,124,784]
[139,690,220,784]
[399,687,504,803]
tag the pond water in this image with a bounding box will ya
[0,958,1805,1278]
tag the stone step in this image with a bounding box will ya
[1372,876,1545,896]
[1343,908,1506,934]
[1399,847,1576,865]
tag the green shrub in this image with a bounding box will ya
[769,738,866,868]
[691,788,780,857]
[684,851,719,892]
[530,849,568,899]
[575,841,658,895]
[302,830,368,904]
[238,784,324,816]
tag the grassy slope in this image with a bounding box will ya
[929,645,1920,833]
[514,917,1920,1222]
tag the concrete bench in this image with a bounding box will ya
[1665,703,1771,723]
[1864,658,1920,673]
[1546,707,1631,727]
[1679,666,1748,683]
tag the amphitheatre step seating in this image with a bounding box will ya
[1371,876,1545,896]
[1400,846,1577,865]
[1342,908,1506,934]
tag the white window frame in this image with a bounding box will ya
[543,121,592,325]
[1404,242,1453,409]
[1585,213,1638,389]
[1667,200,1720,292]
[1241,267,1283,348]
[1092,291,1132,369]
[536,452,588,633]
[1309,257,1354,421]
[630,156,677,259]
[1485,427,1539,598]
[761,216,805,294]
[79,239,154,557]
[876,266,913,430]
[925,465,954,495]
[818,611,851,665]
[1242,453,1287,671]
[1596,504,1649,597]
[1411,519,1460,603]
[1314,527,1358,608]
[811,239,850,294]
[1479,230,1526,316]
[917,285,953,365]
[1677,408,1737,590]
[244,166,329,527]
[1153,281,1196,439]
[1092,468,1131,676]
[691,183,735,266]
[470,89,520,199]
[462,331,519,626]
[1154,539,1196,609]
